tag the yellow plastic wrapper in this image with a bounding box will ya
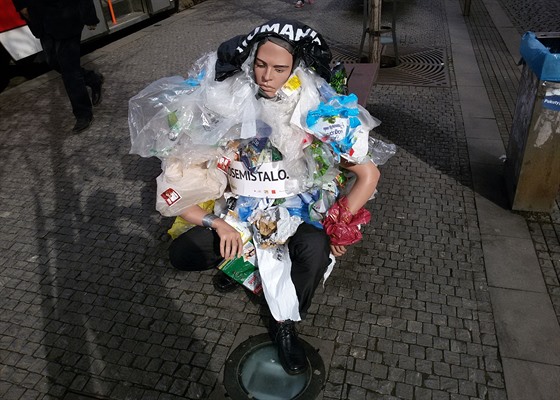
[167,200,215,239]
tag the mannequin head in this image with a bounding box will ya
[215,18,332,83]
[253,39,295,97]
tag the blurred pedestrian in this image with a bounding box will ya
[12,0,105,133]
[295,0,314,8]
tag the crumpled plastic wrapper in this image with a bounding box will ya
[323,196,371,245]
[368,136,397,166]
[249,206,303,248]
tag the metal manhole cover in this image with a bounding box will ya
[223,333,325,400]
[376,47,450,87]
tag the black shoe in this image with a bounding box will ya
[212,272,239,293]
[72,116,93,133]
[91,74,104,106]
[270,320,308,375]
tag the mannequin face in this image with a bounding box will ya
[253,41,294,97]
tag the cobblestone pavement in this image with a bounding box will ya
[0,0,558,399]
[498,0,560,33]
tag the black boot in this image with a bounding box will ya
[72,116,93,133]
[212,271,239,293]
[270,320,308,375]
[91,73,104,106]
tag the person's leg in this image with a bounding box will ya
[271,223,331,375]
[288,223,331,317]
[169,226,223,271]
[83,68,104,106]
[83,68,102,88]
[39,35,61,73]
[169,226,239,292]
[54,35,93,122]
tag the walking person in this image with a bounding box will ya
[295,0,314,8]
[12,0,105,133]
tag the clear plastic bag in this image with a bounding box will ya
[261,80,309,162]
[368,136,397,166]
[129,52,261,163]
[303,140,340,187]
[300,82,382,164]
[129,75,200,158]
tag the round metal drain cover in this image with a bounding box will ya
[224,333,325,400]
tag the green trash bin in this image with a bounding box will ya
[505,32,560,212]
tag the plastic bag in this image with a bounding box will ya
[255,244,301,322]
[329,62,349,95]
[323,196,371,245]
[129,52,262,162]
[129,76,200,158]
[520,32,560,82]
[167,200,215,239]
[262,73,311,163]
[303,140,340,187]
[156,158,227,217]
[368,136,397,166]
[305,93,381,164]
[235,196,260,222]
[249,206,303,248]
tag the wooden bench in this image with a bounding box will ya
[344,63,380,107]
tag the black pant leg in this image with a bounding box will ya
[42,34,93,120]
[39,35,60,72]
[83,67,102,88]
[288,223,331,316]
[169,226,224,271]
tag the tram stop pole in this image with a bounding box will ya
[367,0,383,64]
[504,32,560,212]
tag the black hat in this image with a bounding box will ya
[215,18,332,82]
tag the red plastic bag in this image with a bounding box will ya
[323,197,370,245]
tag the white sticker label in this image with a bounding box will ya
[227,160,299,198]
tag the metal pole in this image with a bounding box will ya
[391,0,398,65]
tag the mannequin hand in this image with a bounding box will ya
[215,221,243,260]
[331,244,347,257]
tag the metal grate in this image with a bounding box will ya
[329,43,360,65]
[376,47,450,87]
[328,42,450,87]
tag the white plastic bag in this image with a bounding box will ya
[255,244,301,322]
[156,158,227,217]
